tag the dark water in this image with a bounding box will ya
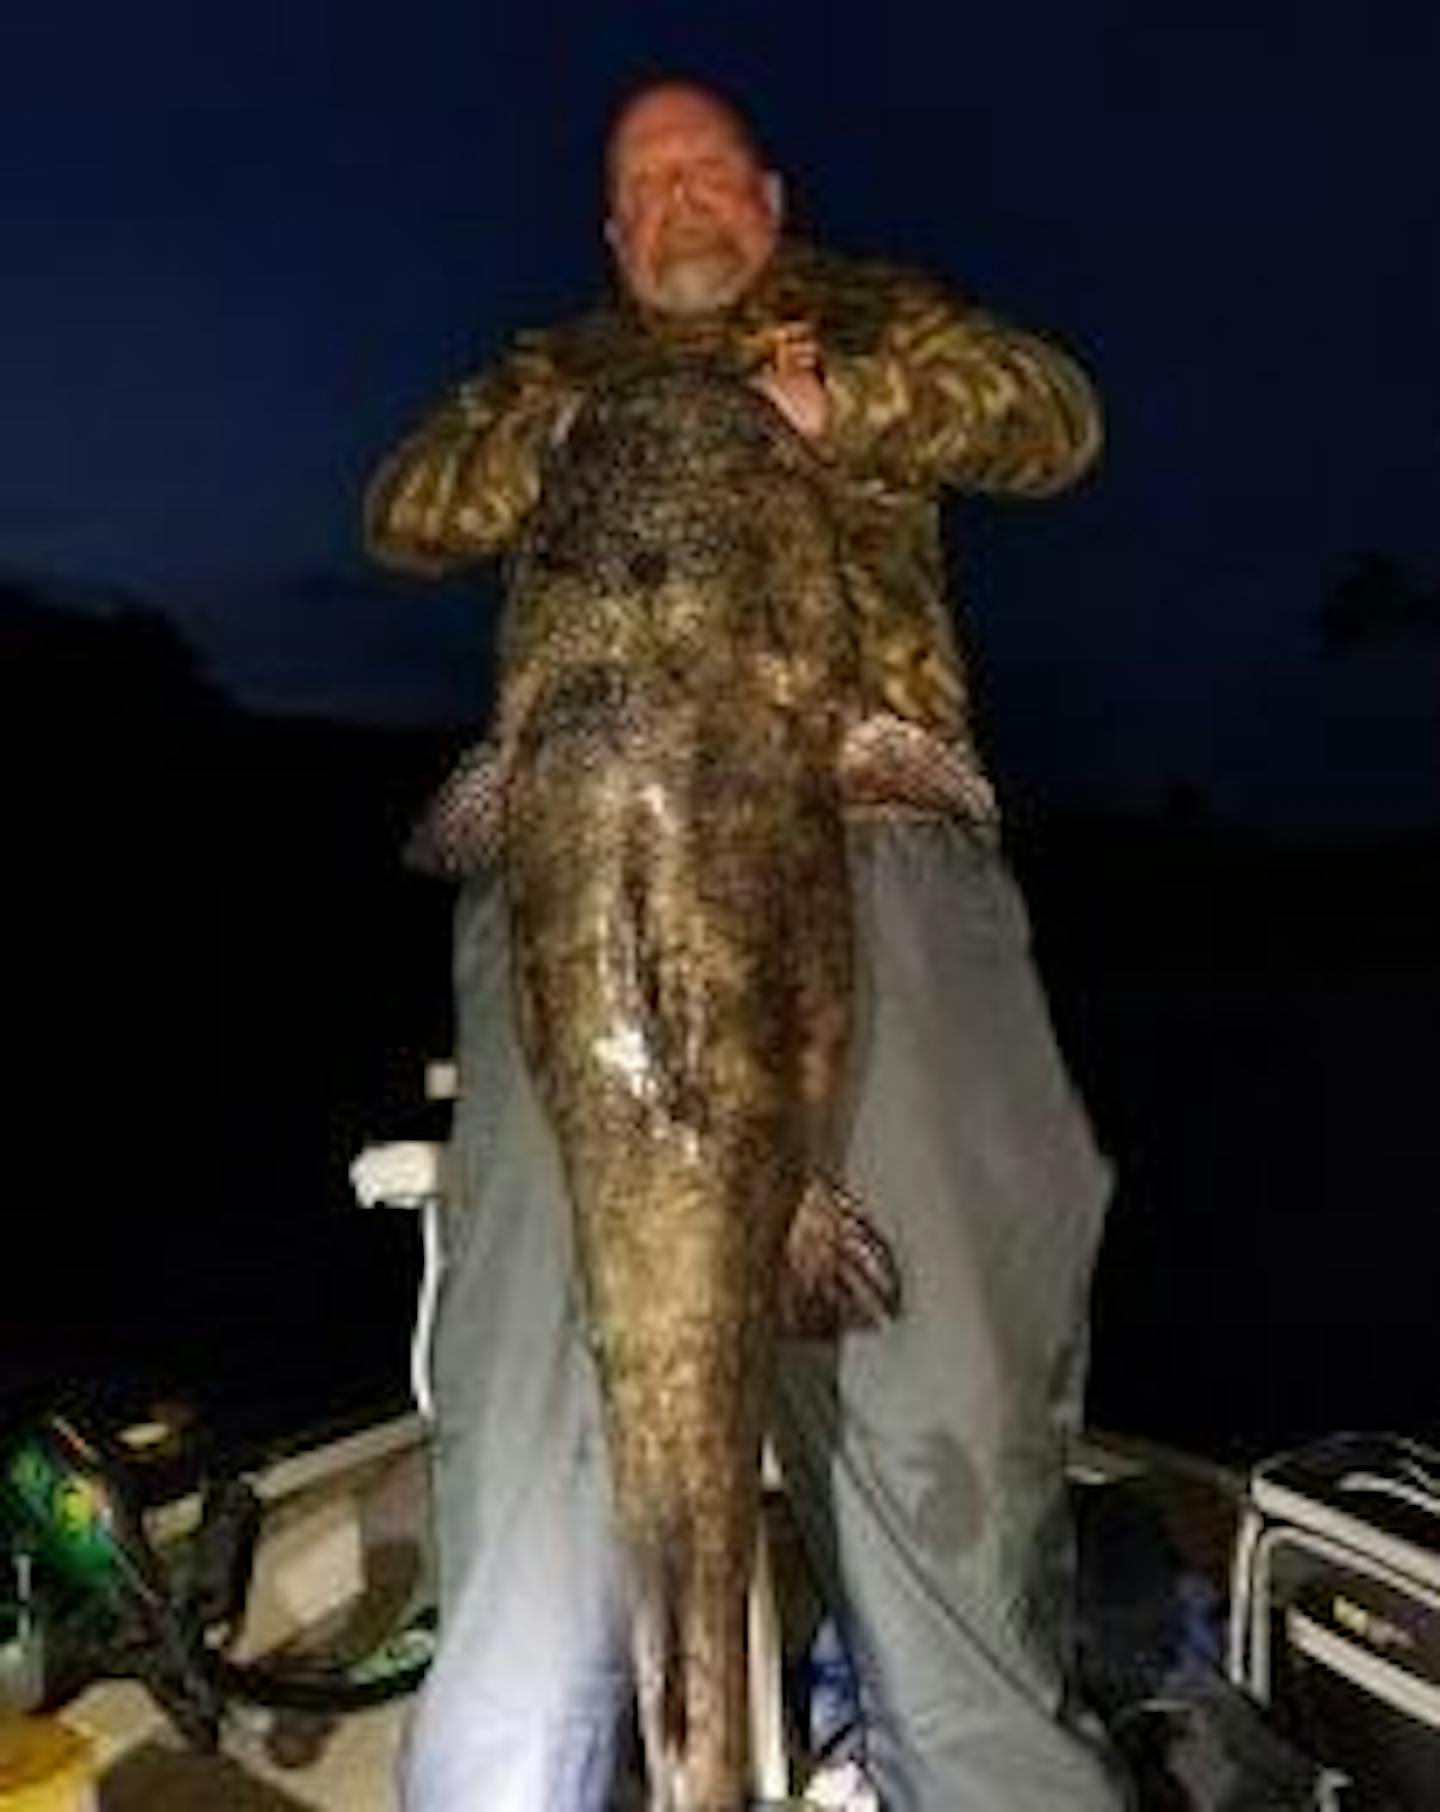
[1026,816,1440,1465]
[1080,965,1438,1462]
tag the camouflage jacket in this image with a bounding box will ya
[365,241,1102,823]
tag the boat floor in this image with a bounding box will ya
[66,1425,1241,1810]
[85,1683,404,1811]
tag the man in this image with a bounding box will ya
[366,81,1122,1812]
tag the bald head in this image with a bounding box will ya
[605,82,783,317]
[606,83,762,186]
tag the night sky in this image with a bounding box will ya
[5,0,1437,825]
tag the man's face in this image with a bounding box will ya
[606,88,782,318]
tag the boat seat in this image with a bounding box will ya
[348,1061,458,1419]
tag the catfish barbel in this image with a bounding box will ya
[497,366,898,1811]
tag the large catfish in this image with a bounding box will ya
[498,365,898,1810]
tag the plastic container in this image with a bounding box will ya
[0,1717,98,1812]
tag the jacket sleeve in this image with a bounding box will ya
[821,282,1102,498]
[363,337,579,574]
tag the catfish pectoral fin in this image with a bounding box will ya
[403,739,506,876]
[777,1176,902,1338]
[839,712,997,823]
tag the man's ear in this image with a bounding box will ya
[603,215,619,256]
[763,171,785,228]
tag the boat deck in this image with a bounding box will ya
[87,1686,401,1811]
[51,1421,1243,1810]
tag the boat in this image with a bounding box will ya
[5,1137,1433,1808]
[3,1401,1253,1810]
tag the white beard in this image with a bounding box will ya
[647,241,751,317]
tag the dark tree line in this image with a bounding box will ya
[1317,552,1440,656]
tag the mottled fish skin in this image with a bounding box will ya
[501,368,858,1810]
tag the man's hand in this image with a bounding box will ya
[752,320,832,440]
[550,389,585,448]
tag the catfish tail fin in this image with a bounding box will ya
[631,1531,688,1812]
